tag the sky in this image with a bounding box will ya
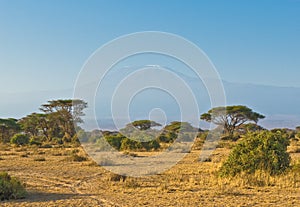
[0,0,300,125]
[0,0,300,93]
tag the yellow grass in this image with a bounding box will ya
[0,143,299,206]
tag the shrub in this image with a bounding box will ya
[219,131,290,177]
[146,140,160,150]
[10,134,29,146]
[120,138,143,151]
[105,135,124,150]
[270,128,296,140]
[0,172,27,200]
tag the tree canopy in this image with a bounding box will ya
[39,99,87,142]
[0,118,20,143]
[127,120,161,131]
[200,105,265,136]
[17,99,87,144]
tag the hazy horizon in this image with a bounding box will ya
[1,0,300,130]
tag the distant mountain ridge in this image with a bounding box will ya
[1,73,300,129]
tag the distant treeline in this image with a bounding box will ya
[1,99,300,151]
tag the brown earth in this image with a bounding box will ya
[0,143,299,207]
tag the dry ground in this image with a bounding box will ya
[0,143,299,207]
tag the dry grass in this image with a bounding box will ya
[0,143,299,206]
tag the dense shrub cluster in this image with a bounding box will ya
[96,134,160,151]
[219,131,290,177]
[10,134,29,146]
[0,172,26,200]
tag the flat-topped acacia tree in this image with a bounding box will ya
[200,105,265,136]
[128,120,162,131]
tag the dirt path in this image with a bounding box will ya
[16,171,119,207]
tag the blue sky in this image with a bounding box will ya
[0,0,300,94]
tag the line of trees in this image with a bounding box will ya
[0,99,87,145]
[1,102,300,151]
[1,102,299,177]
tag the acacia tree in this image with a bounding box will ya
[128,120,161,131]
[200,105,265,136]
[39,99,87,142]
[18,113,55,141]
[0,118,21,143]
[164,121,198,133]
[19,113,44,137]
[158,121,198,143]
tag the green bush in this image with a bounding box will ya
[120,138,143,151]
[105,135,124,150]
[219,131,290,177]
[97,134,160,151]
[0,172,27,200]
[147,140,160,150]
[158,131,177,143]
[10,134,29,146]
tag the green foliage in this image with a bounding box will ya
[219,131,290,177]
[18,113,46,138]
[158,121,198,143]
[105,134,124,150]
[120,138,143,151]
[0,118,21,143]
[239,123,265,134]
[39,99,88,143]
[147,140,160,150]
[270,128,296,140]
[10,134,29,145]
[119,137,160,151]
[95,130,160,152]
[128,120,161,130]
[0,172,27,200]
[164,121,197,133]
[201,105,265,136]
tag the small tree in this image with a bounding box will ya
[0,172,27,200]
[201,105,265,136]
[219,131,290,177]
